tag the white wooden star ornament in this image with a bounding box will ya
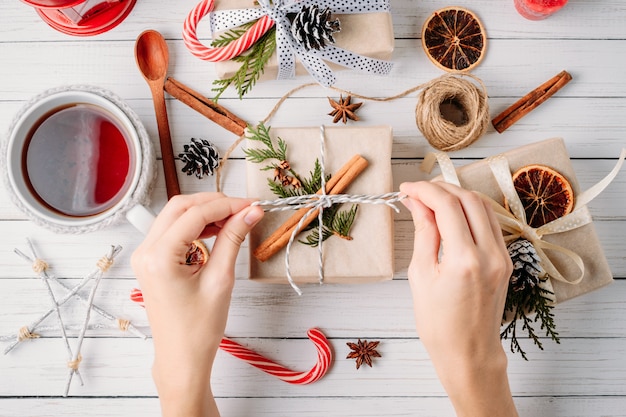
[1,239,147,396]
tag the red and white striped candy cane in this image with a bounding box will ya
[219,328,332,384]
[183,0,275,62]
[130,288,332,384]
[129,287,144,307]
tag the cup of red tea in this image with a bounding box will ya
[2,85,156,234]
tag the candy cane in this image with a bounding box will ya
[220,328,332,384]
[129,289,332,384]
[183,0,275,62]
[129,287,144,307]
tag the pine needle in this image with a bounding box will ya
[500,278,560,361]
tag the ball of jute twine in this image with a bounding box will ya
[415,75,489,152]
[215,73,489,192]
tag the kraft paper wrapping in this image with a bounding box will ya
[433,138,613,304]
[213,0,394,81]
[246,126,394,284]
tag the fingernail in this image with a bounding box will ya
[244,206,264,226]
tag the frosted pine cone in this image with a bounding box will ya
[179,137,220,179]
[507,239,543,292]
[291,5,340,51]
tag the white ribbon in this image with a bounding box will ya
[423,148,626,297]
[209,0,393,86]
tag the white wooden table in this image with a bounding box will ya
[2,1,626,415]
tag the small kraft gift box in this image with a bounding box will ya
[430,137,616,304]
[211,0,395,83]
[246,125,395,286]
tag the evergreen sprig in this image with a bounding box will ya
[211,25,276,100]
[301,205,359,246]
[244,123,287,168]
[500,278,560,361]
[245,122,358,247]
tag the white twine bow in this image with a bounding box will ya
[209,0,393,86]
[253,126,404,295]
[423,147,626,299]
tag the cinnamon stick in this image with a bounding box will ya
[492,70,572,133]
[253,154,369,262]
[164,77,248,136]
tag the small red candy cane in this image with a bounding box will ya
[220,328,332,384]
[183,0,275,62]
[129,288,332,384]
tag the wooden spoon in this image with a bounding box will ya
[135,30,180,199]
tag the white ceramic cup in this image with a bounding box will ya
[3,86,156,234]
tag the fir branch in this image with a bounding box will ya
[244,123,287,167]
[300,225,334,246]
[301,205,358,246]
[299,159,331,195]
[331,205,358,239]
[267,178,302,199]
[212,26,276,100]
[500,278,560,361]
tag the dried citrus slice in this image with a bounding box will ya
[185,239,210,265]
[509,164,575,228]
[422,7,487,73]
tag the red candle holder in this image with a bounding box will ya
[21,0,137,36]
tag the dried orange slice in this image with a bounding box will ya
[509,164,575,228]
[422,7,487,73]
[185,239,210,265]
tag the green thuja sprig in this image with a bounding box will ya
[500,278,560,361]
[244,123,287,169]
[211,24,276,100]
[301,205,359,247]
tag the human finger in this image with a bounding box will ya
[206,205,264,277]
[144,193,226,245]
[400,181,475,252]
[433,182,500,248]
[399,187,440,277]
[159,197,255,262]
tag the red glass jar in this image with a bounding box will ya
[21,0,137,36]
[514,0,568,20]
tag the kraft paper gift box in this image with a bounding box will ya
[212,0,395,82]
[246,126,394,284]
[432,137,613,304]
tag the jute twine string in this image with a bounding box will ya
[116,318,131,332]
[32,259,49,274]
[214,73,489,192]
[17,326,40,341]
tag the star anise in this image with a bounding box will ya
[328,95,362,124]
[346,339,381,369]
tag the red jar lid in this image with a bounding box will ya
[31,0,137,36]
[21,0,84,8]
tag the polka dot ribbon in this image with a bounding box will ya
[183,0,393,87]
[422,148,626,295]
[129,289,333,384]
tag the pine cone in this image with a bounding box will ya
[507,239,543,292]
[179,137,220,179]
[291,5,340,52]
